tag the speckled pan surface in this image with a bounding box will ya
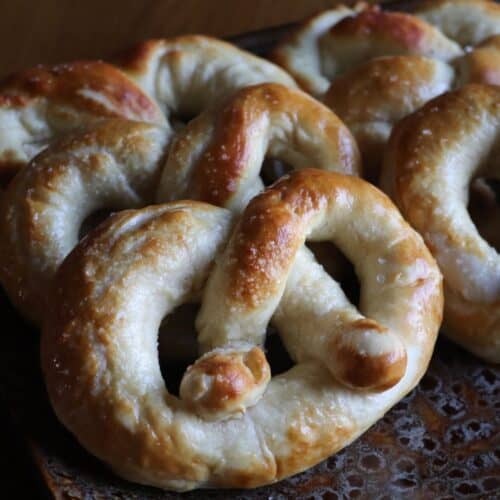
[1,1,499,498]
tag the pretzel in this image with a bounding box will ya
[271,4,462,98]
[0,83,360,324]
[0,36,296,188]
[272,4,468,181]
[381,84,500,363]
[157,82,361,211]
[41,170,443,491]
[0,61,164,187]
[323,55,454,181]
[416,0,500,47]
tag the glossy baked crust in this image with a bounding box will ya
[157,82,361,211]
[416,0,500,46]
[0,83,359,326]
[0,120,170,324]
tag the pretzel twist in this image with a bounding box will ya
[271,3,462,97]
[0,120,170,323]
[382,84,500,362]
[157,83,361,211]
[455,34,500,87]
[118,36,297,118]
[42,171,442,491]
[0,83,360,324]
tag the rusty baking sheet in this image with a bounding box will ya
[1,1,499,498]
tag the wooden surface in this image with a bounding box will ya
[0,0,383,78]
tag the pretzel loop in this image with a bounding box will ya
[119,36,297,118]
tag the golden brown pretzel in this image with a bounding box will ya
[272,2,500,182]
[0,84,359,325]
[0,120,170,324]
[42,171,442,491]
[0,61,164,186]
[117,35,297,119]
[323,55,454,181]
[271,4,462,97]
[382,84,500,362]
[455,34,500,86]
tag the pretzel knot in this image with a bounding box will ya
[42,170,443,491]
[157,82,361,211]
[0,83,359,325]
[0,35,295,187]
[382,84,499,363]
[272,1,500,181]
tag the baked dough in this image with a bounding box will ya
[0,61,164,186]
[272,2,500,182]
[0,120,170,324]
[416,0,500,47]
[41,171,442,491]
[0,35,297,187]
[118,35,297,118]
[0,83,359,325]
[382,84,500,362]
[271,4,461,97]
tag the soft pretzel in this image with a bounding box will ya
[271,4,462,97]
[0,120,170,324]
[0,84,359,324]
[416,0,500,47]
[0,61,165,187]
[117,35,297,119]
[157,82,361,211]
[41,171,443,491]
[381,84,500,363]
[272,4,467,181]
[273,2,500,182]
[0,36,296,188]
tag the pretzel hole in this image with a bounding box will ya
[170,112,198,131]
[78,209,114,240]
[260,158,293,186]
[156,302,295,394]
[158,303,199,396]
[308,241,361,306]
[468,177,500,252]
[264,325,294,376]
